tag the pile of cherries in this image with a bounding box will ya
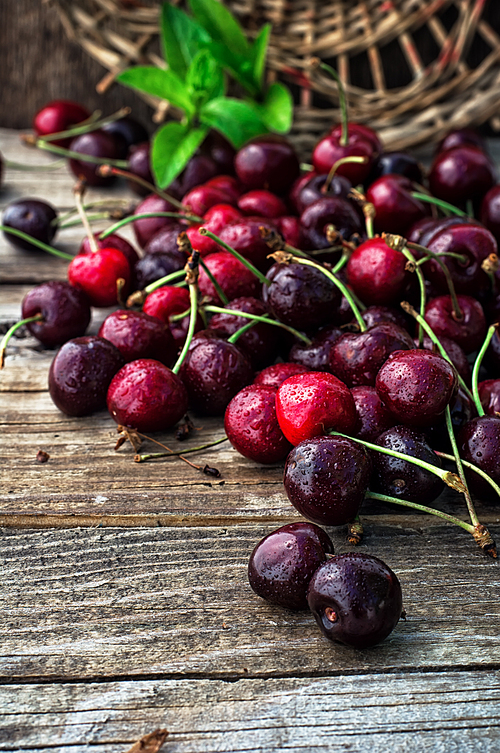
[3,98,500,649]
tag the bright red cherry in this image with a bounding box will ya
[33,100,91,147]
[186,203,243,257]
[346,237,410,306]
[143,286,201,347]
[68,247,131,308]
[366,174,428,236]
[198,252,260,303]
[312,123,381,184]
[237,190,287,218]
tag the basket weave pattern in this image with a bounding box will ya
[50,0,500,158]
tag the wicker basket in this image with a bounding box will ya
[50,0,500,159]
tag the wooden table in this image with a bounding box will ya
[1,128,500,752]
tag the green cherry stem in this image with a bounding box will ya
[37,107,130,144]
[407,240,463,320]
[311,59,349,146]
[227,318,259,344]
[172,247,200,376]
[99,211,201,240]
[0,226,74,260]
[411,192,466,217]
[30,139,130,168]
[328,430,465,493]
[365,491,475,534]
[444,405,479,528]
[135,436,228,463]
[435,451,500,500]
[96,165,186,211]
[323,156,368,192]
[199,229,270,286]
[204,305,312,344]
[472,324,497,416]
[73,180,98,252]
[400,301,475,403]
[0,314,44,368]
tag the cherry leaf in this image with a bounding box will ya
[200,98,268,148]
[151,122,209,189]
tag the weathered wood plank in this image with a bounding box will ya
[1,671,500,752]
[1,524,499,683]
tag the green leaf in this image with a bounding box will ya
[160,3,210,80]
[257,82,293,133]
[186,49,225,103]
[200,97,268,148]
[204,41,258,96]
[250,23,271,92]
[188,0,250,57]
[117,67,194,116]
[151,122,209,188]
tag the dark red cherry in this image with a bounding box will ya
[237,190,287,218]
[274,215,302,248]
[21,281,91,347]
[67,247,131,308]
[68,130,119,186]
[307,553,403,648]
[366,174,428,236]
[107,358,188,432]
[132,194,181,249]
[424,295,487,354]
[284,435,371,525]
[371,425,444,503]
[48,336,125,416]
[102,116,149,158]
[458,415,500,500]
[416,334,471,384]
[253,362,310,390]
[204,175,242,203]
[360,305,411,333]
[98,309,177,367]
[133,250,185,290]
[330,323,414,387]
[248,522,334,611]
[144,223,186,257]
[480,185,500,243]
[300,196,363,249]
[293,173,352,215]
[168,153,219,199]
[235,135,300,194]
[2,198,58,251]
[478,380,500,416]
[127,141,153,194]
[180,331,253,415]
[224,384,292,464]
[218,217,277,271]
[375,349,457,428]
[201,131,236,175]
[182,185,235,217]
[276,371,359,445]
[428,146,496,207]
[368,152,424,185]
[33,100,90,147]
[351,386,397,441]
[426,387,475,452]
[208,296,280,369]
[312,123,381,184]
[198,252,260,303]
[264,261,341,331]
[346,237,411,307]
[437,128,486,154]
[288,325,343,372]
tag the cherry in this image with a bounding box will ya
[224,384,292,464]
[288,325,343,372]
[428,145,496,207]
[293,173,352,215]
[208,296,280,369]
[437,128,486,154]
[33,100,91,147]
[102,115,149,158]
[480,185,500,243]
[276,371,359,445]
[68,247,131,308]
[283,435,371,525]
[2,198,58,251]
[371,425,444,503]
[186,204,243,257]
[198,252,260,303]
[127,141,154,194]
[132,194,182,249]
[368,152,424,185]
[300,196,363,249]
[237,190,287,218]
[98,309,177,366]
[329,323,415,387]
[458,415,500,500]
[264,261,341,332]
[21,281,91,347]
[375,349,457,428]
[307,552,403,648]
[182,185,235,217]
[107,358,188,432]
[204,175,242,204]
[168,153,219,199]
[478,380,500,416]
[133,250,185,291]
[180,331,253,415]
[346,237,411,307]
[201,131,236,175]
[416,334,471,385]
[359,305,411,333]
[144,223,187,256]
[366,175,428,236]
[424,295,487,354]
[143,286,201,347]
[68,130,119,186]
[426,387,475,452]
[48,336,125,416]
[274,215,302,248]
[217,217,277,271]
[234,135,300,194]
[351,386,397,441]
[79,232,140,270]
[248,522,334,611]
[312,123,380,184]
[253,362,310,389]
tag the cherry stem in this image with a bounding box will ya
[227,318,258,344]
[331,248,351,273]
[32,139,130,168]
[395,243,426,345]
[399,300,475,403]
[415,251,468,266]
[328,430,465,493]
[323,156,367,192]
[347,516,363,546]
[172,240,200,375]
[407,241,463,320]
[58,213,116,229]
[73,180,98,252]
[348,188,375,239]
[100,211,201,239]
[472,324,497,417]
[199,258,229,305]
[205,305,312,344]
[282,254,366,331]
[55,198,134,225]
[199,229,270,286]
[312,59,349,146]
[0,314,44,368]
[0,225,74,260]
[135,436,228,463]
[365,491,475,534]
[96,165,186,211]
[411,192,466,217]
[444,404,479,529]
[435,450,500,500]
[144,269,185,295]
[3,158,66,171]
[34,108,127,143]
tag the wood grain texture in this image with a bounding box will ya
[1,670,500,752]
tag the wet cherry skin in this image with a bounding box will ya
[143,286,201,348]
[98,309,177,367]
[300,196,363,249]
[458,415,500,500]
[351,386,397,442]
[21,281,91,347]
[2,198,58,251]
[346,237,411,307]
[312,123,381,185]
[248,522,334,611]
[307,552,403,649]
[253,362,310,390]
[288,325,343,372]
[424,295,487,354]
[478,380,500,416]
[198,252,260,304]
[67,247,131,308]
